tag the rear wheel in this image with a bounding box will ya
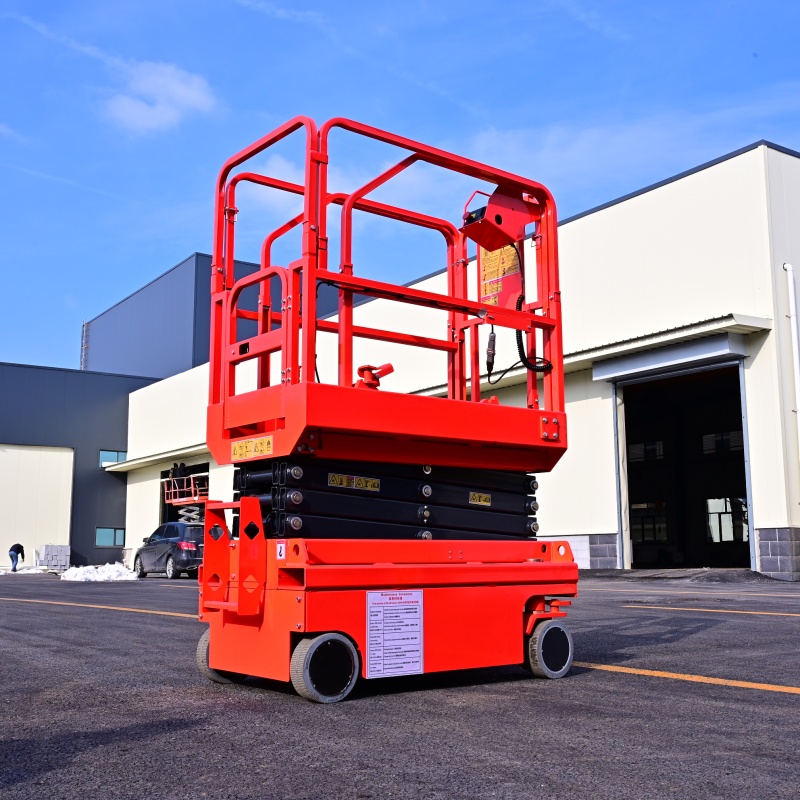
[290,633,359,703]
[196,628,246,685]
[165,556,181,580]
[133,556,146,578]
[526,619,574,679]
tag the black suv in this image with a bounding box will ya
[133,522,203,579]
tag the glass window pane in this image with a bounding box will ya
[99,450,127,467]
[628,443,645,462]
[96,528,115,547]
[720,514,734,542]
[114,529,125,546]
[703,431,744,455]
[706,498,746,543]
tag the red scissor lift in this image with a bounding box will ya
[197,117,578,702]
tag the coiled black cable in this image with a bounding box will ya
[511,243,552,374]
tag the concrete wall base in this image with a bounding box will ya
[589,533,619,569]
[757,528,800,581]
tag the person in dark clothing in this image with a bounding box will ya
[176,463,188,493]
[169,463,179,495]
[8,543,24,572]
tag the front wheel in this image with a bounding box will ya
[290,633,359,703]
[196,628,246,685]
[165,556,181,580]
[133,556,147,578]
[526,619,574,679]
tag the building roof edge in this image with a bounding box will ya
[560,140,798,226]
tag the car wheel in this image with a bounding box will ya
[196,628,246,684]
[133,556,147,578]
[290,633,359,703]
[165,556,181,580]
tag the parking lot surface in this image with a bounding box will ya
[1,570,799,799]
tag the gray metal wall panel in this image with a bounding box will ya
[192,255,272,367]
[0,363,156,566]
[87,252,345,379]
[193,253,212,368]
[84,255,199,379]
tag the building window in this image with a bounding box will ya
[702,431,743,455]
[706,498,748,542]
[628,441,664,463]
[99,450,127,468]
[96,527,125,547]
[630,502,667,543]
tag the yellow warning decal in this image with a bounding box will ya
[328,473,381,492]
[469,492,492,507]
[231,436,273,461]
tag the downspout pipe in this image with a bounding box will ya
[783,264,800,476]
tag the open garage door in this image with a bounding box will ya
[622,366,750,569]
[0,444,74,569]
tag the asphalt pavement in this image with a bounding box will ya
[1,569,799,800]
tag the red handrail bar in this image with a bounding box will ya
[318,117,562,411]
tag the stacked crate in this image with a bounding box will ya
[38,544,71,570]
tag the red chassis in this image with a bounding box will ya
[197,117,578,702]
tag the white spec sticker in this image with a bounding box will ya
[366,590,424,679]
[276,540,286,560]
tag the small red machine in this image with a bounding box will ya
[193,117,578,702]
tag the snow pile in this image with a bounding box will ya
[0,566,47,576]
[61,563,139,582]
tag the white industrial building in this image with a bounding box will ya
[100,140,800,580]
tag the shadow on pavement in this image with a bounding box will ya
[0,718,201,789]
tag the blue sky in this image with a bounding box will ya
[2,0,799,369]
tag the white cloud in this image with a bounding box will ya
[231,0,326,27]
[4,164,133,203]
[105,61,216,134]
[231,0,472,107]
[232,0,360,58]
[464,83,800,216]
[0,122,25,142]
[237,153,306,219]
[8,13,216,134]
[547,0,631,41]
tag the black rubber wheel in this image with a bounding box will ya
[165,556,181,580]
[290,633,359,703]
[196,628,245,685]
[133,556,147,578]
[526,619,574,679]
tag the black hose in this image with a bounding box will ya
[515,294,552,373]
[486,242,552,381]
[509,242,551,374]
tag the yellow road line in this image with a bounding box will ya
[158,584,200,589]
[574,661,800,695]
[582,587,800,600]
[2,598,798,695]
[0,597,196,619]
[623,604,800,618]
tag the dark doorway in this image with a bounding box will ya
[623,366,750,569]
